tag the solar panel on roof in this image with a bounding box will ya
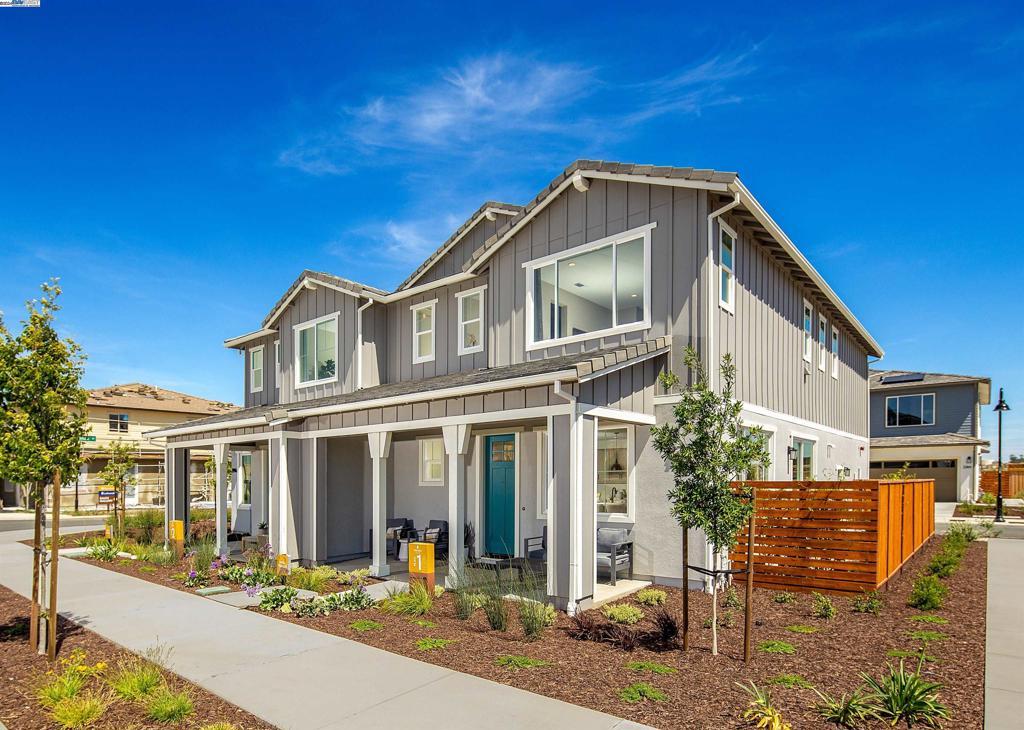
[880,373,925,384]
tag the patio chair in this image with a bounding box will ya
[416,519,449,558]
[522,526,547,572]
[596,527,633,586]
[369,518,413,559]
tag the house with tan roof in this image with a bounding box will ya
[148,159,883,612]
[1,383,238,510]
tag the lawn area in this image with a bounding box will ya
[0,585,272,730]
[69,529,986,729]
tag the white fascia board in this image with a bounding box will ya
[224,328,278,349]
[287,369,579,419]
[145,416,270,439]
[731,179,884,358]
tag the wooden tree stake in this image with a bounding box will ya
[30,493,42,649]
[743,487,756,663]
[682,523,689,651]
[48,471,61,661]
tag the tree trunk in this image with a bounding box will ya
[29,489,42,649]
[710,551,719,656]
[48,471,61,660]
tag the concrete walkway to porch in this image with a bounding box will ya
[985,538,1024,729]
[0,537,647,730]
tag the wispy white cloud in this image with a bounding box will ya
[328,211,467,268]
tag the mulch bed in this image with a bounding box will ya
[0,585,274,730]
[74,537,987,729]
[953,504,1024,518]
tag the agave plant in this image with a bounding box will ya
[860,659,949,728]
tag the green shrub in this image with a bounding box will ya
[784,624,818,634]
[415,637,454,651]
[332,586,375,611]
[413,619,436,628]
[626,660,677,675]
[704,609,736,629]
[773,591,796,604]
[146,688,194,723]
[337,568,371,586]
[978,491,996,505]
[769,673,813,689]
[618,681,667,704]
[258,586,298,612]
[453,590,486,620]
[482,592,510,631]
[758,640,796,655]
[861,660,949,728]
[887,648,937,663]
[811,592,837,620]
[147,548,177,567]
[908,575,947,610]
[495,655,548,670]
[349,619,383,632]
[925,549,962,579]
[286,565,336,593]
[518,600,553,640]
[908,614,948,625]
[186,539,218,572]
[737,682,788,729]
[635,588,667,606]
[107,656,163,700]
[947,522,979,543]
[722,585,743,610]
[49,693,107,729]
[602,603,644,625]
[813,687,879,728]
[908,630,948,643]
[380,581,433,616]
[87,542,121,562]
[38,672,88,708]
[851,590,884,616]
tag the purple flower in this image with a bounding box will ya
[244,583,263,598]
[243,568,254,576]
[188,570,197,579]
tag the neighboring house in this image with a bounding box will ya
[148,160,883,613]
[1,383,238,510]
[868,370,990,502]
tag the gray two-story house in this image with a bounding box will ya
[149,160,883,613]
[868,370,990,502]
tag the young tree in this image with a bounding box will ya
[651,346,770,656]
[99,440,138,537]
[0,280,88,656]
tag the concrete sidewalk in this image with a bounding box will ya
[985,538,1024,729]
[0,539,646,730]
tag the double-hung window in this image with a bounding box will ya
[411,300,436,364]
[524,223,652,350]
[456,286,485,356]
[886,394,935,427]
[418,438,444,485]
[791,437,815,480]
[597,425,632,520]
[536,430,549,518]
[294,313,338,388]
[719,223,736,313]
[274,340,280,390]
[818,315,828,372]
[239,454,252,505]
[802,299,813,363]
[741,425,773,480]
[249,345,264,393]
[108,413,129,433]
[830,326,839,379]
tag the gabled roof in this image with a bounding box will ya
[869,369,991,390]
[871,433,990,449]
[87,383,237,416]
[396,200,521,291]
[148,337,669,438]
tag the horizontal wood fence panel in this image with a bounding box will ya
[730,480,935,595]
[980,469,1024,498]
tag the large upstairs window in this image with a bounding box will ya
[294,313,338,388]
[524,223,652,350]
[886,394,935,427]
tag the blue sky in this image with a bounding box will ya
[1,1,1021,454]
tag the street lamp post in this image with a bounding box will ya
[994,388,1011,523]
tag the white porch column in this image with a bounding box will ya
[230,450,242,532]
[278,434,290,559]
[443,424,472,587]
[368,431,392,577]
[214,443,229,557]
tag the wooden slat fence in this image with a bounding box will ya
[980,468,1024,499]
[730,479,935,595]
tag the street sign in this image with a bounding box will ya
[408,541,435,593]
[79,435,96,442]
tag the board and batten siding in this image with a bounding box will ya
[412,214,503,286]
[488,179,703,369]
[713,212,869,436]
[383,274,489,383]
[243,333,277,409]
[869,382,979,438]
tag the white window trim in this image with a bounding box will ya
[536,429,549,518]
[740,420,777,480]
[596,422,635,524]
[802,298,813,364]
[455,285,486,357]
[885,393,937,428]
[818,314,828,372]
[417,437,444,486]
[274,340,281,390]
[523,223,654,352]
[292,312,340,389]
[718,220,736,315]
[249,345,265,394]
[411,299,437,365]
[830,326,839,379]
[791,434,817,480]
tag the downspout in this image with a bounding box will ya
[703,190,740,592]
[551,381,581,613]
[356,298,374,390]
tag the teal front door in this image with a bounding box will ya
[484,434,516,556]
